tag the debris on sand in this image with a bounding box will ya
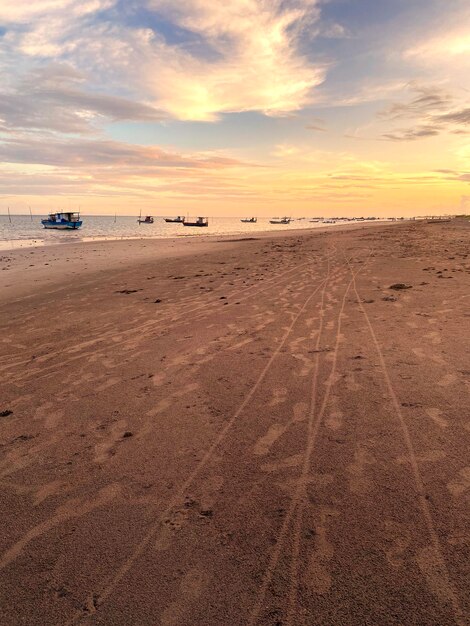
[115,289,142,294]
[122,431,134,438]
[0,410,13,417]
[382,295,397,302]
[389,283,412,290]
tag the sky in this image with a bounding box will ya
[0,0,469,217]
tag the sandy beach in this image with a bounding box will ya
[0,220,469,625]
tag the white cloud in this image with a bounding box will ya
[405,31,470,62]
[0,0,115,22]
[1,0,327,121]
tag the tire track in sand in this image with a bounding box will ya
[64,251,336,625]
[344,253,466,626]
[247,250,372,626]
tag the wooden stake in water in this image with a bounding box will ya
[7,206,11,223]
[29,206,33,222]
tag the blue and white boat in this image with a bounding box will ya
[41,212,82,230]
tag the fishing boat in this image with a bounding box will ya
[41,212,82,230]
[165,216,185,223]
[137,215,154,224]
[269,217,291,224]
[322,219,336,224]
[240,217,257,223]
[183,217,209,227]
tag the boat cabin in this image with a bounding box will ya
[183,216,209,227]
[41,212,83,229]
[48,212,80,223]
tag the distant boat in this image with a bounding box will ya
[137,215,154,224]
[165,216,185,223]
[241,217,257,223]
[41,212,82,230]
[183,217,209,227]
[269,217,291,224]
[322,219,336,224]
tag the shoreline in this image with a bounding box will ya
[1,219,469,625]
[0,218,401,252]
[0,221,392,303]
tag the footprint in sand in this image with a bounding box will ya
[397,449,446,465]
[198,474,224,512]
[326,409,343,431]
[228,337,254,351]
[147,383,200,417]
[447,467,470,497]
[292,353,314,377]
[346,445,375,494]
[152,372,167,387]
[261,453,303,473]
[424,331,441,345]
[416,545,456,606]
[95,376,121,392]
[412,347,426,359]
[160,568,209,625]
[437,373,458,387]
[269,386,288,407]
[33,480,67,506]
[305,507,339,594]
[0,484,121,570]
[382,520,411,568]
[34,402,64,430]
[326,395,343,431]
[293,401,308,423]
[253,423,287,456]
[425,407,448,429]
[94,418,127,463]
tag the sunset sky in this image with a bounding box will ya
[0,0,469,216]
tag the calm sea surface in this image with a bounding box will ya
[0,214,385,250]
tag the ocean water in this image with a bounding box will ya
[0,214,382,250]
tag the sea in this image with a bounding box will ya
[0,214,386,251]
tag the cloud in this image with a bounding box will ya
[0,134,256,199]
[0,64,165,134]
[405,30,470,63]
[381,126,440,142]
[1,0,328,122]
[0,134,246,170]
[377,83,470,141]
[139,0,327,120]
[306,117,326,132]
[434,169,470,183]
[0,1,112,23]
[378,84,453,120]
[435,108,470,126]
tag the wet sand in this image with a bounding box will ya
[0,220,469,625]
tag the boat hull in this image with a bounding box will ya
[41,221,82,229]
[183,223,208,227]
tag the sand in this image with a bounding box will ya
[0,220,469,625]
